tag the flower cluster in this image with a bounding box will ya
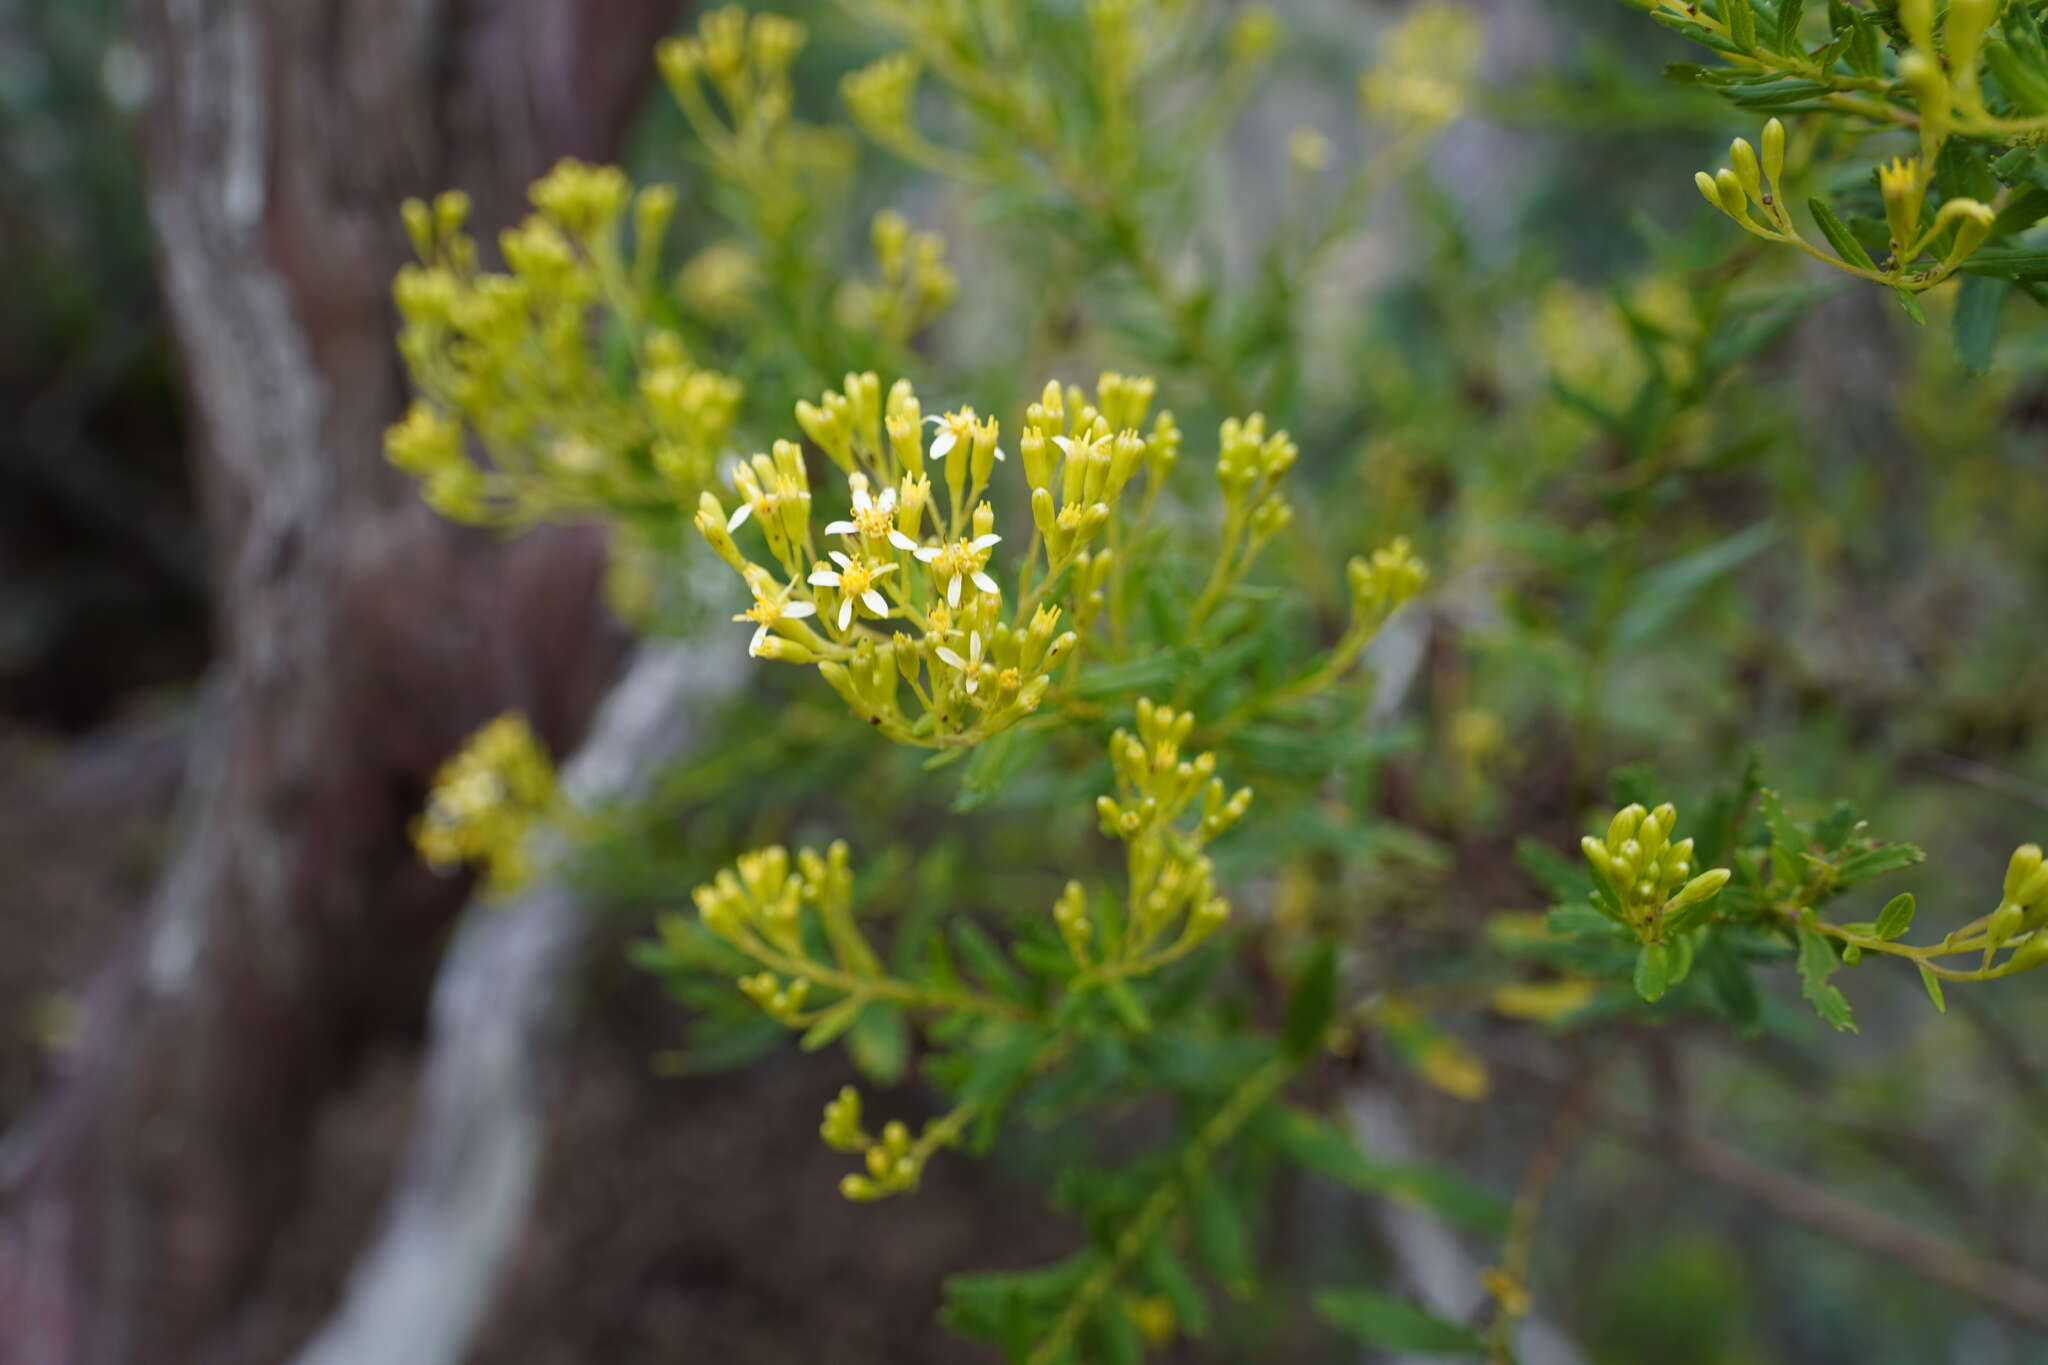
[819,1085,952,1201]
[412,714,559,897]
[1695,121,1994,291]
[694,371,1192,749]
[1063,699,1253,970]
[834,209,958,350]
[1986,843,2048,969]
[657,7,853,240]
[386,169,741,526]
[1358,1,1484,133]
[1580,802,1731,945]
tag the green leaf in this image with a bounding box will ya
[1795,921,1858,1031]
[848,999,908,1084]
[1284,942,1338,1058]
[1809,196,1878,271]
[1142,1241,1210,1337]
[1312,1288,1484,1354]
[1875,893,1917,941]
[1725,0,1760,50]
[1919,962,1947,1013]
[1896,288,1927,326]
[1091,1298,1145,1365]
[953,725,1045,812]
[1613,522,1776,646]
[1774,0,1805,52]
[799,994,867,1052]
[1634,941,1674,1003]
[1760,789,1807,885]
[1188,1172,1254,1290]
[1834,842,1926,885]
[1959,245,2048,280]
[954,921,1030,1003]
[1955,275,2006,376]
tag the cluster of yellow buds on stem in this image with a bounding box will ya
[691,842,880,979]
[1580,802,1732,945]
[1695,119,1994,290]
[657,7,849,239]
[1981,844,2048,971]
[1344,535,1429,644]
[412,714,560,897]
[1187,413,1297,628]
[1059,700,1252,975]
[694,371,1191,751]
[818,1085,971,1201]
[387,167,740,526]
[835,209,958,350]
[1357,1,1484,133]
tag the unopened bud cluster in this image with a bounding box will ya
[412,714,559,897]
[1072,700,1252,966]
[1581,802,1731,943]
[691,840,876,972]
[387,170,739,526]
[1986,844,2048,971]
[824,1088,941,1201]
[1695,114,1994,289]
[1346,536,1428,637]
[1358,2,1483,132]
[837,209,958,347]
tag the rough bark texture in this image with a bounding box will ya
[0,3,682,1361]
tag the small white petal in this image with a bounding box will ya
[784,600,816,619]
[809,568,841,587]
[964,676,979,695]
[935,647,966,670]
[749,626,769,656]
[992,446,1005,463]
[972,571,999,595]
[830,550,853,569]
[947,575,962,608]
[862,589,888,616]
[876,488,897,512]
[837,598,854,631]
[913,546,941,563]
[727,502,753,531]
[823,519,857,536]
[930,430,956,459]
[970,534,1001,551]
[969,631,983,656]
[851,487,873,513]
[889,530,918,551]
[871,562,897,580]
[1052,436,1072,453]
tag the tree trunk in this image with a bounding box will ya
[0,3,684,1360]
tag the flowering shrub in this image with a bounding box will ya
[392,1,2048,1358]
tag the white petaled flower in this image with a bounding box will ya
[807,551,898,631]
[913,534,1002,608]
[927,409,1003,463]
[822,483,916,549]
[934,630,989,694]
[726,463,772,531]
[732,580,817,656]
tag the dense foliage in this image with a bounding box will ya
[395,1,2048,1359]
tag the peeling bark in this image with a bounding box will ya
[0,3,684,1361]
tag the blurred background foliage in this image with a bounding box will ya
[8,0,2048,1359]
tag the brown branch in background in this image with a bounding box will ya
[1598,1107,2048,1332]
[1485,1053,1615,1363]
